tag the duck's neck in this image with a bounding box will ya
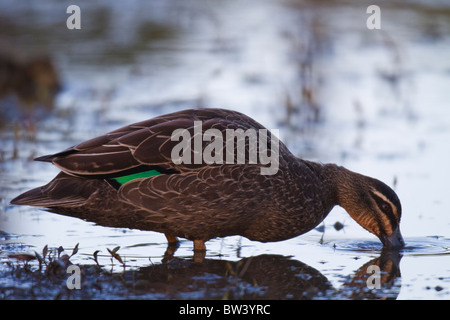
[320,163,370,221]
[304,161,363,210]
[299,160,340,211]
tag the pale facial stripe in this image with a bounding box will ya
[370,188,399,235]
[371,189,397,216]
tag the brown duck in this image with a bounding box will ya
[11,108,405,253]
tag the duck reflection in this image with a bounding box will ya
[2,240,402,299]
[340,249,402,299]
[135,254,332,299]
[124,250,402,300]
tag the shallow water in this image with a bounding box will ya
[1,0,450,300]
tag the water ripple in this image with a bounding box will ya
[332,236,450,256]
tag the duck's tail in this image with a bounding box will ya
[10,172,92,207]
[10,185,49,206]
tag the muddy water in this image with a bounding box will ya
[1,0,450,299]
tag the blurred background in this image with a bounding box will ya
[1,0,449,299]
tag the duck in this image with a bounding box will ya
[11,108,405,254]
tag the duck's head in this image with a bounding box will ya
[333,166,405,249]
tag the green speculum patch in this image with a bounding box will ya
[111,169,161,185]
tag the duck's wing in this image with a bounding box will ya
[35,108,277,177]
[117,164,271,236]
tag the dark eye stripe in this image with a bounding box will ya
[371,192,398,228]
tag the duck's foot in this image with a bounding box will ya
[193,240,206,263]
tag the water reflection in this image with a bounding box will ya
[340,249,402,299]
[135,254,334,299]
[147,251,401,299]
[0,241,402,300]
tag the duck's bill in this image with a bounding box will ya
[381,227,405,249]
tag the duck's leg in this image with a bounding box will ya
[193,240,206,251]
[163,234,179,262]
[193,240,206,263]
[165,234,179,245]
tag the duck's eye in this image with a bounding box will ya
[380,201,392,214]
